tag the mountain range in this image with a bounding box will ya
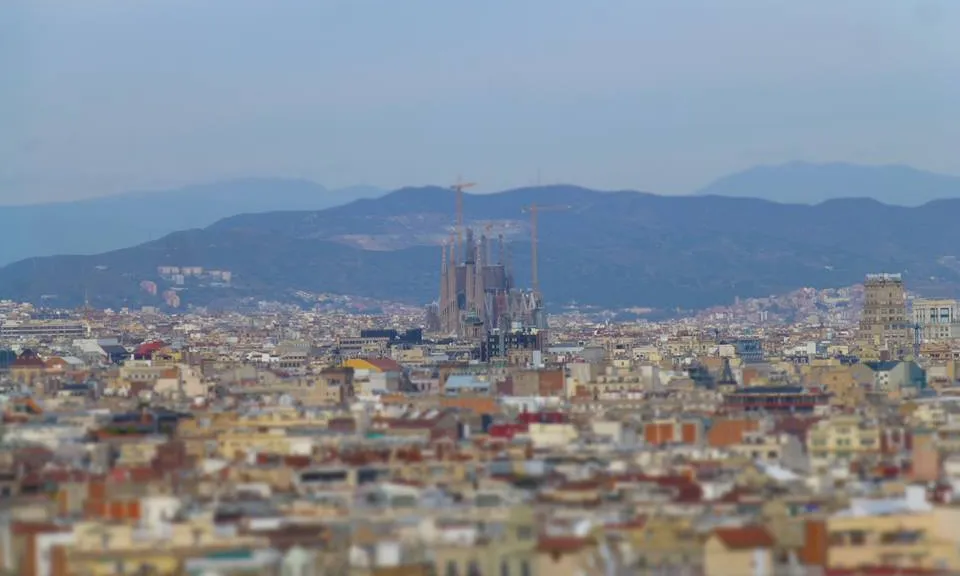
[2,161,956,270]
[0,178,382,265]
[697,162,960,206]
[4,174,960,312]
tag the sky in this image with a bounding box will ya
[3,0,960,203]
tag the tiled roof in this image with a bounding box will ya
[366,358,403,372]
[707,418,759,447]
[712,526,775,549]
[536,536,595,554]
[13,349,46,368]
[135,341,166,356]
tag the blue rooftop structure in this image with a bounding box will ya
[444,374,491,396]
[864,360,900,372]
[864,360,927,390]
[731,338,764,363]
[0,349,16,370]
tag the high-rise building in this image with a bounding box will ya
[858,273,911,353]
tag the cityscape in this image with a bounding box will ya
[8,2,960,575]
[6,186,960,575]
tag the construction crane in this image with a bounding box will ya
[521,203,570,295]
[450,178,476,259]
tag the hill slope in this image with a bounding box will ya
[697,162,960,206]
[0,178,382,265]
[3,184,960,311]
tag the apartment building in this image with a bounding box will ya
[807,415,881,471]
[0,320,86,339]
[913,298,960,342]
[827,490,960,572]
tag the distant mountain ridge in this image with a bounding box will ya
[0,178,383,265]
[5,182,960,312]
[697,162,960,206]
[4,161,953,267]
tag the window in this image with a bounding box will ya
[446,561,459,576]
[520,561,531,576]
[500,560,510,576]
[468,560,482,576]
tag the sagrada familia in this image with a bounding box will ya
[431,227,545,339]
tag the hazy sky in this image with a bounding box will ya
[3,0,960,203]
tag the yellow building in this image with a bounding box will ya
[430,506,539,576]
[807,414,881,470]
[703,526,775,576]
[804,365,872,409]
[53,518,268,575]
[828,506,960,571]
[343,358,402,373]
[525,423,579,449]
[627,516,702,569]
[217,428,303,459]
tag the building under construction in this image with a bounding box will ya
[436,227,545,338]
[431,180,547,342]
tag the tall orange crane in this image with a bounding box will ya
[521,203,570,295]
[450,178,476,258]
